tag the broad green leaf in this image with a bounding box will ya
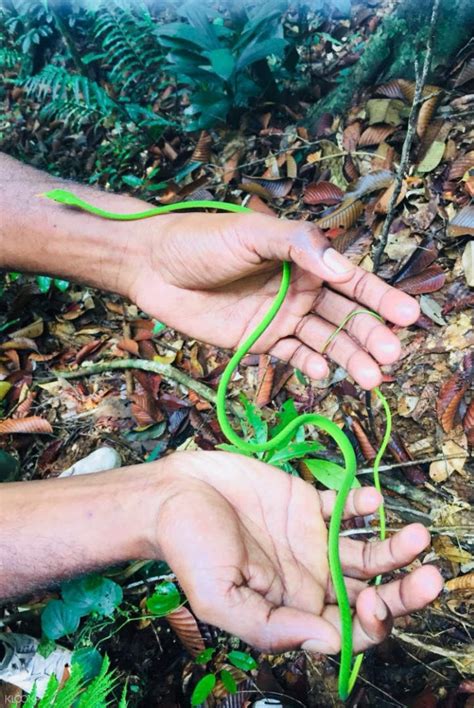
[72,647,103,682]
[235,37,287,71]
[220,669,237,694]
[152,320,166,335]
[41,599,81,640]
[271,398,299,436]
[0,449,19,481]
[240,394,268,444]
[146,581,181,616]
[203,48,235,81]
[191,673,216,706]
[303,459,360,491]
[181,2,221,50]
[227,650,258,672]
[215,443,254,458]
[194,647,216,665]
[53,278,69,292]
[62,576,123,617]
[0,381,12,401]
[122,174,143,188]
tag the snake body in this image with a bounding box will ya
[43,188,391,700]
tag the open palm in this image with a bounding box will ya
[156,452,442,654]
[131,212,419,389]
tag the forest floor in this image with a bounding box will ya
[0,3,473,707]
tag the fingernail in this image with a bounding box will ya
[375,595,388,622]
[322,248,354,275]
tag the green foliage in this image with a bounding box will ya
[146,580,181,616]
[41,574,123,640]
[227,650,258,672]
[191,672,216,706]
[303,458,361,491]
[156,0,289,129]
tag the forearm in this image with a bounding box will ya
[0,152,160,295]
[0,461,171,600]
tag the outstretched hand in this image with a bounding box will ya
[154,451,442,654]
[130,212,419,390]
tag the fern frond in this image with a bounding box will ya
[0,47,22,69]
[52,664,84,708]
[77,655,118,708]
[37,673,59,708]
[22,684,38,708]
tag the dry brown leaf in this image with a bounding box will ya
[454,58,474,87]
[315,198,363,230]
[464,400,474,446]
[239,175,293,200]
[10,318,44,339]
[342,121,361,151]
[332,227,372,264]
[395,265,446,295]
[375,80,406,100]
[117,338,139,356]
[255,354,274,408]
[0,416,53,434]
[392,237,438,283]
[303,181,344,205]
[462,241,474,287]
[13,390,36,419]
[437,370,469,433]
[191,130,212,163]
[246,195,276,215]
[166,606,205,657]
[430,434,468,482]
[358,124,396,147]
[343,155,359,182]
[130,392,164,427]
[373,179,407,214]
[351,419,376,460]
[448,205,474,237]
[447,150,474,180]
[433,536,472,565]
[445,573,474,592]
[0,337,38,351]
[346,169,394,199]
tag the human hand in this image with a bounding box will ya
[151,451,442,654]
[130,212,419,390]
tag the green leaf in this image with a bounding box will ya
[227,650,258,672]
[194,647,216,665]
[41,599,81,640]
[125,421,166,441]
[235,37,287,70]
[220,669,237,694]
[61,576,123,617]
[53,279,69,292]
[202,48,235,81]
[122,174,144,188]
[36,275,52,293]
[266,440,323,467]
[240,394,268,444]
[71,647,103,683]
[146,581,181,616]
[152,320,166,335]
[191,673,216,706]
[303,459,361,491]
[0,449,19,481]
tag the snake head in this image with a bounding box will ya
[40,189,81,206]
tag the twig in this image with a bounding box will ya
[357,454,467,474]
[339,525,474,538]
[372,0,441,272]
[392,629,474,672]
[54,359,243,418]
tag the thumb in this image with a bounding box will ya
[239,214,356,283]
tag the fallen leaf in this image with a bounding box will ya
[303,181,344,205]
[10,318,44,339]
[434,535,472,565]
[346,169,394,199]
[239,175,293,199]
[462,241,474,287]
[429,433,468,482]
[255,354,274,408]
[375,80,406,100]
[395,265,446,295]
[445,572,474,591]
[373,179,407,214]
[191,130,212,163]
[315,198,364,230]
[366,98,406,126]
[351,419,376,460]
[246,195,276,215]
[437,370,469,433]
[464,400,474,446]
[392,237,438,283]
[454,58,474,87]
[420,294,446,325]
[342,121,361,151]
[417,140,446,173]
[358,124,396,146]
[0,416,53,434]
[0,382,12,401]
[447,205,474,237]
[448,150,474,180]
[166,606,205,657]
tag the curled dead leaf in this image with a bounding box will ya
[315,198,364,230]
[0,416,53,434]
[342,121,361,152]
[239,175,293,200]
[351,419,376,461]
[166,606,205,657]
[447,206,474,238]
[303,181,344,205]
[191,130,212,163]
[332,227,372,264]
[392,237,438,284]
[255,354,274,408]
[445,572,474,592]
[463,400,474,446]
[343,155,359,182]
[437,370,469,433]
[358,125,396,147]
[373,179,407,214]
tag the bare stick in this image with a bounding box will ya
[372,0,441,272]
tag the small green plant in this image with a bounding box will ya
[191,648,258,705]
[156,0,289,130]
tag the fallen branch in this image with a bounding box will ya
[372,0,441,272]
[54,359,243,418]
[393,629,474,672]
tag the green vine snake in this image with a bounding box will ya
[43,188,392,700]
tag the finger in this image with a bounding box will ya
[325,576,367,605]
[339,523,431,580]
[351,565,443,653]
[313,288,401,365]
[194,582,341,654]
[269,337,329,380]
[295,313,383,389]
[331,267,420,326]
[320,487,383,521]
[240,216,356,283]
